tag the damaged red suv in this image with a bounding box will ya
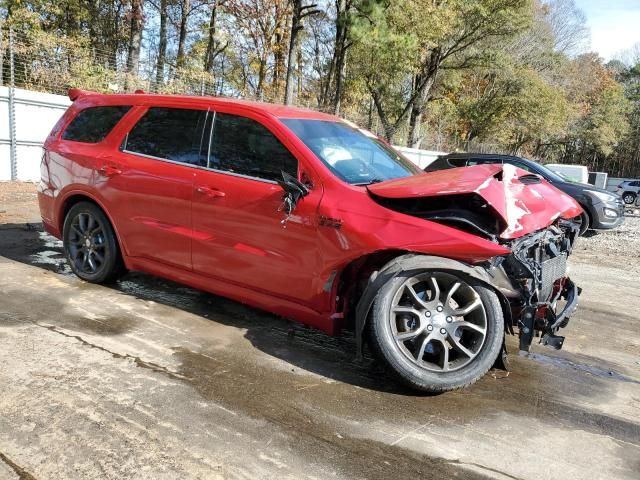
[38,90,582,392]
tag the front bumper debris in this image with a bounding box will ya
[516,277,581,351]
[496,219,581,352]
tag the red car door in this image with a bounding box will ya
[101,106,211,269]
[191,112,323,306]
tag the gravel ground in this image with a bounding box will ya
[0,182,39,225]
[573,213,640,272]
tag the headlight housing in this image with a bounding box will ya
[585,189,617,203]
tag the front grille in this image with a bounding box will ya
[539,254,567,300]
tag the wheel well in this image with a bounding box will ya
[59,194,125,257]
[336,250,409,326]
[60,194,99,230]
[579,203,592,227]
[622,190,637,198]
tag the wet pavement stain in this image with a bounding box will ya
[522,351,640,384]
[173,347,492,480]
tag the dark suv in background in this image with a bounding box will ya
[426,154,624,235]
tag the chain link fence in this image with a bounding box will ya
[0,27,227,97]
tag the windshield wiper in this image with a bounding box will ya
[353,178,384,186]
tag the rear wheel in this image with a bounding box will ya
[622,192,636,205]
[368,270,504,392]
[63,202,123,283]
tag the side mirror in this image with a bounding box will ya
[277,171,310,215]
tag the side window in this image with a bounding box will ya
[210,113,297,181]
[62,106,131,143]
[511,161,535,173]
[125,107,210,166]
[467,158,503,166]
[447,158,467,168]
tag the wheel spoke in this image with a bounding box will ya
[450,335,475,359]
[393,306,422,317]
[78,214,88,233]
[87,254,97,272]
[450,320,486,335]
[436,338,450,371]
[405,283,429,309]
[445,282,460,307]
[93,250,104,264]
[428,276,440,303]
[81,251,89,269]
[415,333,434,362]
[71,225,83,238]
[395,326,425,342]
[86,215,96,232]
[452,296,482,316]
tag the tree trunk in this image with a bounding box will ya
[204,0,219,73]
[331,0,349,115]
[297,47,303,101]
[156,0,168,87]
[407,51,440,148]
[126,0,144,90]
[284,1,302,105]
[177,0,190,69]
[333,44,347,115]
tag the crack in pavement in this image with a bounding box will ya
[30,321,188,381]
[448,459,526,480]
[0,452,37,480]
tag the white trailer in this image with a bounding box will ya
[545,164,589,184]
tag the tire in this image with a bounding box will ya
[622,192,636,205]
[368,270,504,392]
[62,201,124,283]
[576,209,590,236]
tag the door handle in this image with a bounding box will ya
[98,165,122,177]
[196,186,226,197]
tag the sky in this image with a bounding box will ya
[575,0,640,60]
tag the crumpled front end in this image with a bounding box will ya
[366,163,584,351]
[487,218,581,351]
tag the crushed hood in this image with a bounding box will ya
[367,164,583,239]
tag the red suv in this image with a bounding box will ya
[38,90,583,392]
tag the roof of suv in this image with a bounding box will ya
[69,89,339,122]
[440,153,519,160]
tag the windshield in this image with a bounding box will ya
[282,119,422,185]
[524,159,570,183]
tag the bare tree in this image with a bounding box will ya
[284,0,319,105]
[545,0,590,56]
[204,0,228,73]
[176,0,190,68]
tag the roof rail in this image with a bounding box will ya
[68,88,97,101]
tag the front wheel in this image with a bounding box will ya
[576,210,590,236]
[63,202,124,283]
[368,270,504,392]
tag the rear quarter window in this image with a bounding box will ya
[62,106,131,143]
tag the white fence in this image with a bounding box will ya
[0,86,70,181]
[394,146,446,169]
